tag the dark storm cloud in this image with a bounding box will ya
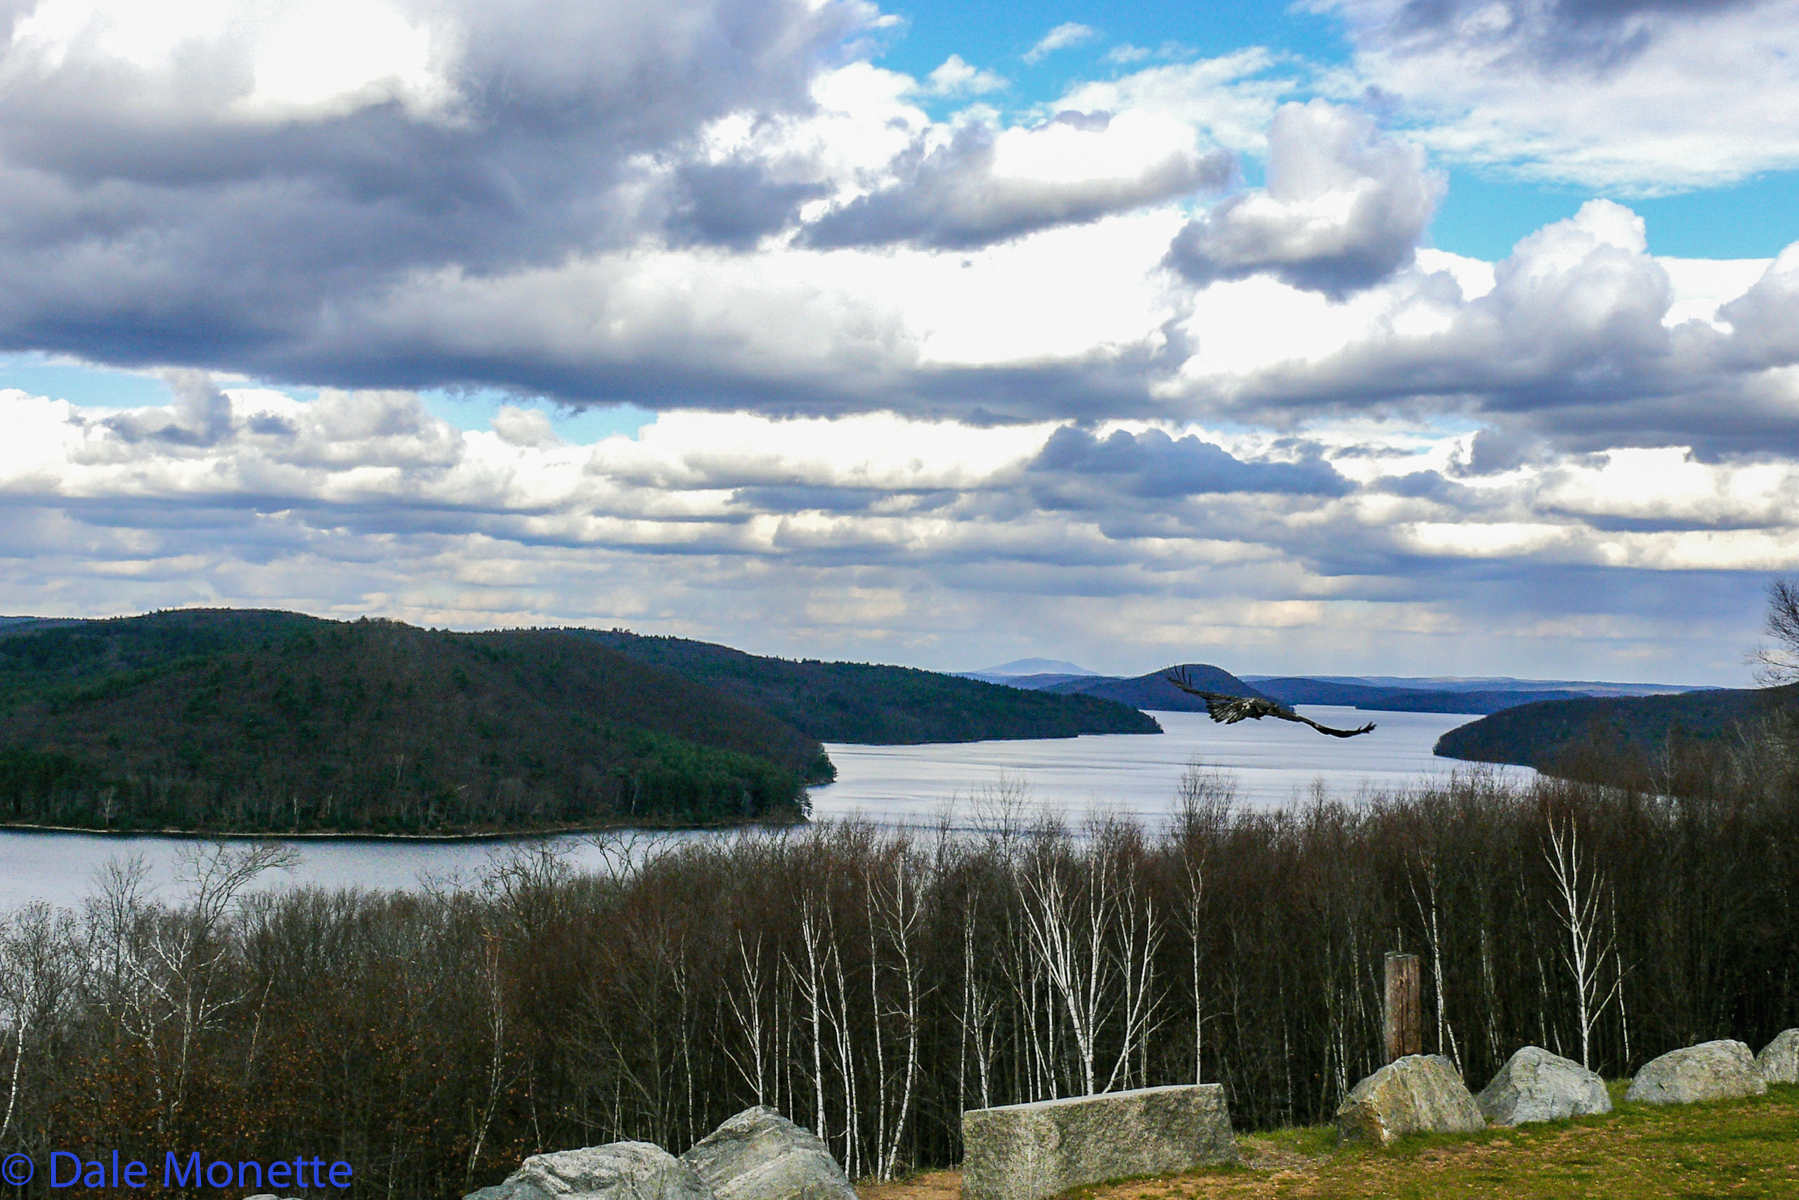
[1028,426,1352,505]
[803,117,1231,251]
[1460,427,1544,475]
[1165,101,1443,298]
[1372,469,1466,501]
[667,160,832,249]
[732,484,880,512]
[228,328,1175,428]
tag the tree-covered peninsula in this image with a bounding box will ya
[0,610,828,834]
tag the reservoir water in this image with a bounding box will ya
[0,706,1531,912]
[811,707,1527,824]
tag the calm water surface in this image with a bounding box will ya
[0,707,1530,912]
[812,707,1529,824]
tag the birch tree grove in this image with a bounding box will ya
[0,750,1796,1200]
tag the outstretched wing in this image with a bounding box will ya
[1162,668,1377,738]
[1287,711,1378,739]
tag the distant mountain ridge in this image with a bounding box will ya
[973,658,1099,678]
[1251,678,1600,716]
[1245,674,1700,698]
[986,672,1094,690]
[979,663,1703,718]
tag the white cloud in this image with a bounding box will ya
[491,405,560,448]
[1054,49,1299,158]
[1319,0,1799,190]
[1156,199,1799,461]
[1024,22,1097,64]
[1657,257,1772,331]
[801,107,1230,250]
[1103,44,1152,65]
[1166,99,1444,296]
[7,0,459,123]
[922,54,1007,97]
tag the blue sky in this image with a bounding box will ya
[2,0,1798,684]
[878,0,1799,262]
[874,0,1350,86]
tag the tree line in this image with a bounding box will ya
[568,629,1161,744]
[0,732,1795,1199]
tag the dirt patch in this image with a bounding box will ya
[1237,1134,1329,1175]
[861,1169,964,1200]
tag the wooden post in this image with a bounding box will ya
[1384,952,1421,1063]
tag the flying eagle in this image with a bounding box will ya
[1163,668,1377,738]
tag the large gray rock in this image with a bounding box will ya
[1625,1040,1767,1105]
[465,1141,714,1200]
[1337,1055,1485,1145]
[961,1085,1239,1200]
[1475,1046,1612,1125]
[1756,1029,1799,1084]
[681,1108,854,1200]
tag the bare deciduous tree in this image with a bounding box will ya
[1753,577,1799,684]
[0,903,78,1144]
[1544,815,1620,1070]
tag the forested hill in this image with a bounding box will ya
[1040,663,1270,711]
[0,610,830,834]
[1434,684,1797,773]
[565,630,1162,743]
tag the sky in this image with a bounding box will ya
[2,0,1798,684]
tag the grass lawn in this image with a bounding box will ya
[863,1083,1799,1200]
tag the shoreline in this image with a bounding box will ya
[0,814,809,844]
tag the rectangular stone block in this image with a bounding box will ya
[960,1085,1239,1200]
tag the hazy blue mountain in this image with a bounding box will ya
[981,672,1093,690]
[1251,678,1601,715]
[1244,674,1702,698]
[959,658,1099,684]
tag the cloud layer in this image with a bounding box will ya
[0,376,1789,681]
[0,0,1796,681]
